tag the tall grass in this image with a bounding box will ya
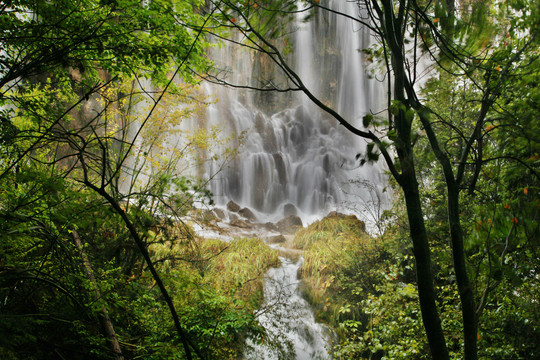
[293,215,366,249]
[293,215,384,327]
[204,237,280,306]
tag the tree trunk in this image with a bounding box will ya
[401,165,451,360]
[377,0,451,355]
[446,181,478,360]
[416,109,479,360]
[72,230,124,360]
[86,184,204,360]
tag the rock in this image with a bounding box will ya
[229,218,253,229]
[254,111,266,134]
[213,208,226,219]
[229,213,239,222]
[191,209,218,223]
[227,200,241,213]
[267,234,286,244]
[252,160,267,211]
[272,153,287,187]
[283,203,298,217]
[276,215,303,234]
[239,207,257,222]
[263,222,279,232]
[325,211,366,232]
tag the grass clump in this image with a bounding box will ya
[204,237,280,307]
[293,213,366,249]
[293,215,379,323]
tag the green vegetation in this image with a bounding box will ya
[294,215,380,322]
[0,1,269,358]
[1,0,538,359]
[0,189,279,359]
[148,235,280,359]
[215,0,539,358]
[296,213,539,359]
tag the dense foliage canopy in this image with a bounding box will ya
[0,0,538,359]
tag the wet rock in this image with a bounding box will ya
[276,215,303,234]
[239,207,257,222]
[189,209,218,223]
[200,209,218,223]
[227,200,241,213]
[272,153,287,188]
[213,208,226,219]
[267,234,287,244]
[230,218,253,229]
[252,158,267,211]
[283,203,298,217]
[325,211,366,232]
[263,222,279,232]
[229,213,239,222]
[255,112,278,152]
[254,111,266,134]
[264,126,278,153]
[323,153,331,174]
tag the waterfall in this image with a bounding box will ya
[189,2,392,358]
[201,0,389,225]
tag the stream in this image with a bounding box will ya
[244,254,333,360]
[189,215,335,359]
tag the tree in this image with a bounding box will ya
[0,1,220,358]
[206,0,539,358]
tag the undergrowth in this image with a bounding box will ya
[147,230,280,359]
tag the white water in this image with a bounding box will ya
[194,2,390,359]
[244,256,332,360]
[201,1,389,226]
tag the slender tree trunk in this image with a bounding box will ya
[446,182,478,360]
[417,109,479,360]
[84,183,204,360]
[72,230,124,360]
[401,165,451,360]
[377,0,451,355]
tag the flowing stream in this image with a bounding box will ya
[195,1,388,358]
[244,255,332,360]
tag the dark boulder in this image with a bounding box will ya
[283,203,298,217]
[263,222,279,232]
[239,207,257,222]
[227,200,241,213]
[213,208,226,219]
[230,218,253,229]
[276,215,303,234]
[267,235,287,244]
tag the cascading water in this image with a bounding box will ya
[196,1,390,359]
[244,255,332,360]
[202,1,389,224]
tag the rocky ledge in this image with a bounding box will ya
[189,201,365,248]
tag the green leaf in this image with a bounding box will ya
[363,114,374,127]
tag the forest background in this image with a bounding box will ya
[0,0,538,359]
